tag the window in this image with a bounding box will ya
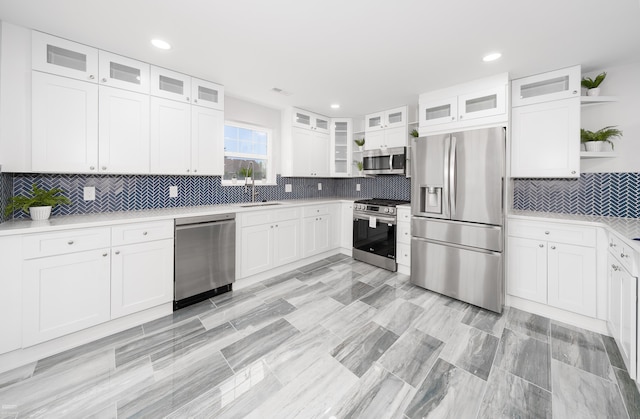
[223,122,274,185]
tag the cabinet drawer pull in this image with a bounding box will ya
[143,231,148,236]
[102,78,107,82]
[551,246,556,250]
[89,75,95,80]
[102,253,108,257]
[90,166,95,170]
[544,231,550,235]
[67,240,74,245]
[115,250,120,255]
[539,244,544,248]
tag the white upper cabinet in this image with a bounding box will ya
[384,106,407,129]
[98,86,150,174]
[364,106,408,150]
[292,108,330,134]
[150,97,192,174]
[458,86,506,121]
[150,66,192,103]
[32,31,98,82]
[365,111,384,131]
[32,71,99,173]
[98,51,149,94]
[511,97,580,178]
[191,78,224,110]
[512,66,580,107]
[420,97,458,127]
[330,118,352,177]
[191,106,223,175]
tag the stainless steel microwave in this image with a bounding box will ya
[362,146,407,175]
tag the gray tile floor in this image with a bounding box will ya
[1,255,639,418]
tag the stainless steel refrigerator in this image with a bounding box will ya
[410,127,505,313]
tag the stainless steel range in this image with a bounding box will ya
[353,198,410,271]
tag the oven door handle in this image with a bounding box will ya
[353,213,396,224]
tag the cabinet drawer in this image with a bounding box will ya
[241,208,300,227]
[273,208,300,223]
[397,242,411,266]
[508,219,596,247]
[23,228,111,259]
[303,205,330,217]
[111,221,174,246]
[397,222,411,245]
[608,233,638,275]
[397,207,411,223]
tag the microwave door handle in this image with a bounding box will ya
[449,136,457,216]
[389,155,393,171]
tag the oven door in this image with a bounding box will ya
[353,213,397,260]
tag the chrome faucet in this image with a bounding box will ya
[244,161,259,202]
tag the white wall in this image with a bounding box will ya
[223,95,283,174]
[581,62,640,173]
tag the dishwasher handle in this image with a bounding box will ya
[175,218,235,231]
[175,213,235,227]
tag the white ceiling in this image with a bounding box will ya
[1,0,639,118]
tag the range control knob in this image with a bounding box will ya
[384,208,390,213]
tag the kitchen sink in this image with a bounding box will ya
[239,202,283,208]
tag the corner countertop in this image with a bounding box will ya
[509,210,640,251]
[0,198,355,237]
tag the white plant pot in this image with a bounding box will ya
[587,88,601,97]
[29,206,52,221]
[584,141,603,152]
[358,146,364,151]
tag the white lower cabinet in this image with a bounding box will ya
[340,201,354,249]
[0,236,23,355]
[507,219,597,317]
[273,219,301,266]
[23,249,111,346]
[303,215,330,257]
[111,239,174,319]
[396,206,411,271]
[240,223,274,278]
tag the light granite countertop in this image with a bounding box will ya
[510,210,640,252]
[0,198,355,237]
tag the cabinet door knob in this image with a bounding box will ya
[89,75,95,80]
[115,250,120,255]
[539,244,544,248]
[544,231,550,235]
[572,90,577,94]
[551,246,556,250]
[186,97,190,102]
[186,169,190,173]
[194,169,198,173]
[571,171,576,174]
[143,231,148,236]
[451,117,455,120]
[90,166,95,170]
[102,253,108,257]
[460,115,464,119]
[194,99,198,103]
[102,78,107,82]
[102,166,107,170]
[275,224,278,227]
[68,240,74,245]
[270,225,273,229]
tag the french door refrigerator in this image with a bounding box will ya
[410,127,505,313]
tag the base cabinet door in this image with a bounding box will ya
[547,243,596,317]
[273,219,301,266]
[111,240,174,319]
[608,254,638,379]
[240,224,273,278]
[341,202,354,249]
[23,249,111,346]
[0,237,22,354]
[507,236,547,304]
[303,215,331,257]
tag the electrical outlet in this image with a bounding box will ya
[356,184,361,191]
[285,184,292,193]
[169,186,178,198]
[318,183,322,191]
[83,186,95,201]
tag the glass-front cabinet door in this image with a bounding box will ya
[458,86,505,121]
[191,78,224,110]
[314,116,330,134]
[384,106,407,129]
[365,112,384,132]
[330,118,352,177]
[98,51,149,94]
[420,97,458,127]
[292,108,313,130]
[150,66,192,103]
[32,31,98,82]
[512,65,580,107]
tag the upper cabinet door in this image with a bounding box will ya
[458,86,505,121]
[330,118,352,177]
[150,97,192,174]
[512,65,581,107]
[384,106,407,129]
[419,97,458,127]
[292,109,314,131]
[98,51,149,94]
[32,71,99,173]
[191,106,223,176]
[98,86,150,174]
[314,115,330,134]
[150,66,192,103]
[32,31,98,82]
[191,78,224,110]
[365,112,384,132]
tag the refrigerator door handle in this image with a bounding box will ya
[449,136,457,216]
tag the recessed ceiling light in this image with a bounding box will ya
[331,104,340,109]
[483,52,502,62]
[151,39,171,50]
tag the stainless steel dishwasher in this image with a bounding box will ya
[174,213,236,310]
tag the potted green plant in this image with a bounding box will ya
[354,160,364,176]
[238,166,253,180]
[5,184,71,221]
[580,126,622,152]
[410,129,419,138]
[581,72,607,97]
[354,138,365,151]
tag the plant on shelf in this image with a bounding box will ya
[5,184,71,221]
[354,138,365,151]
[410,129,419,138]
[581,72,607,97]
[580,126,622,152]
[238,166,253,179]
[354,160,364,176]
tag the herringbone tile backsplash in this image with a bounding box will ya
[2,173,411,220]
[513,173,640,218]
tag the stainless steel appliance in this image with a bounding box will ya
[174,213,236,310]
[362,147,407,175]
[353,198,410,271]
[411,127,505,313]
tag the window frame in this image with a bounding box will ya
[221,120,275,186]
